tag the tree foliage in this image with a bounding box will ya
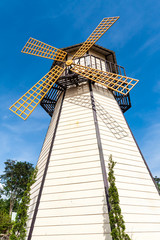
[0,199,10,213]
[10,168,37,240]
[108,155,131,240]
[154,176,160,190]
[0,210,12,235]
[0,160,34,216]
[0,198,19,215]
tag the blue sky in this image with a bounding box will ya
[0,0,160,177]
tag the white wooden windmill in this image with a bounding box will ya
[10,17,160,240]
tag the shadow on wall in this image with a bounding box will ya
[66,94,128,140]
[102,194,112,240]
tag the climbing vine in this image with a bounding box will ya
[108,155,131,240]
[10,168,37,240]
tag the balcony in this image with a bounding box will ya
[40,54,131,116]
[63,54,126,77]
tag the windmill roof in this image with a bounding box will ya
[61,43,117,63]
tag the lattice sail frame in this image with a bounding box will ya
[9,66,65,120]
[71,64,139,95]
[72,17,119,59]
[21,37,67,61]
[10,16,139,120]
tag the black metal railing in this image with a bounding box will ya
[64,54,126,76]
[44,54,131,116]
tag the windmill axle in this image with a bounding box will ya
[66,59,73,66]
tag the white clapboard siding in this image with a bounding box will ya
[27,84,110,240]
[31,234,112,240]
[32,223,111,235]
[27,82,160,240]
[92,84,160,239]
[26,95,63,231]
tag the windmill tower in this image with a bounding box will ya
[10,17,160,240]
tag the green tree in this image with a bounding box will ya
[154,176,160,190]
[0,198,13,237]
[10,168,37,240]
[0,197,19,215]
[0,209,12,235]
[0,160,34,216]
[0,198,10,213]
[108,155,131,240]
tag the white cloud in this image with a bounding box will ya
[0,110,50,172]
[0,128,42,170]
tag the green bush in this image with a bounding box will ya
[108,155,131,240]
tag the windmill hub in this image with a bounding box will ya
[66,59,73,66]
